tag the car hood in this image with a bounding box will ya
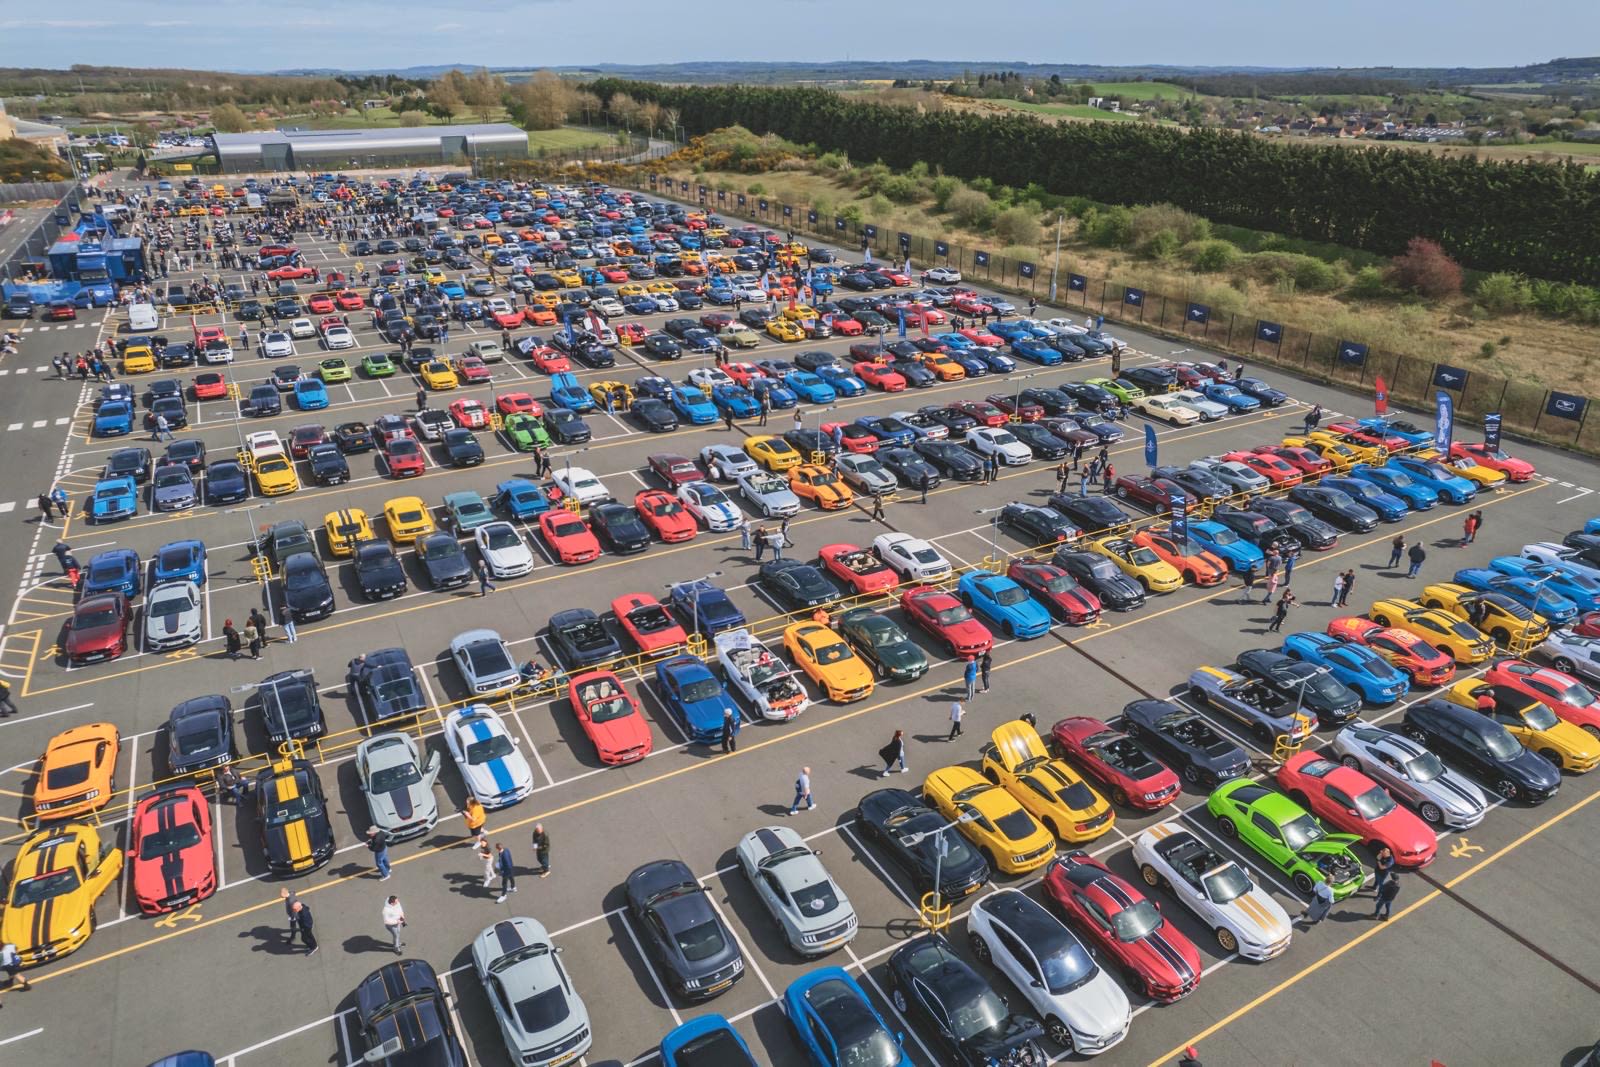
[1058,968,1131,1038]
[1300,835,1362,856]
[368,780,436,829]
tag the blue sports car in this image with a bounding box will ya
[784,371,837,404]
[659,1015,757,1067]
[986,321,1033,342]
[623,295,660,315]
[90,476,138,522]
[1236,376,1288,406]
[94,401,134,437]
[549,371,595,413]
[1488,556,1600,612]
[1346,464,1439,509]
[1322,475,1409,522]
[1358,417,1434,447]
[956,570,1052,639]
[1452,568,1580,626]
[783,968,910,1067]
[668,578,746,636]
[152,539,208,587]
[83,548,142,599]
[1187,519,1265,573]
[1010,337,1063,365]
[671,385,718,424]
[814,365,866,397]
[655,655,740,745]
[1386,456,1477,505]
[1280,631,1409,705]
[968,348,1016,373]
[1201,382,1261,412]
[932,332,975,351]
[204,460,249,505]
[856,414,919,446]
[293,378,329,410]
[711,383,760,419]
[494,478,551,520]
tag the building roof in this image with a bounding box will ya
[211,123,526,158]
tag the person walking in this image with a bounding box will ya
[757,391,769,426]
[787,767,815,815]
[1297,878,1334,927]
[416,387,427,411]
[1373,874,1400,921]
[878,729,908,777]
[531,824,550,878]
[722,408,735,431]
[1264,547,1281,580]
[979,650,992,694]
[767,527,785,562]
[948,701,965,741]
[278,602,297,644]
[367,827,392,880]
[1263,568,1280,605]
[1102,462,1115,494]
[778,516,792,548]
[223,619,242,660]
[1338,569,1355,608]
[1407,542,1427,578]
[963,657,979,700]
[249,607,269,644]
[280,887,300,945]
[919,472,931,504]
[1241,566,1258,602]
[1388,535,1406,570]
[2,939,33,996]
[36,493,53,524]
[50,486,69,520]
[870,492,885,521]
[244,620,262,659]
[1057,460,1071,491]
[1463,510,1481,545]
[753,524,767,562]
[494,842,517,902]
[474,832,496,888]
[738,520,752,553]
[1372,847,1396,896]
[720,708,737,753]
[476,559,496,596]
[792,409,804,432]
[462,797,486,837]
[1330,571,1347,607]
[0,680,16,719]
[382,895,406,954]
[1302,403,1323,436]
[292,901,317,956]
[1268,591,1294,633]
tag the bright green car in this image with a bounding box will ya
[1086,376,1146,403]
[1206,779,1365,899]
[503,413,551,452]
[362,352,397,378]
[318,357,353,384]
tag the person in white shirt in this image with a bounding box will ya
[382,896,406,954]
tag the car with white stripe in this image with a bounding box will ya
[444,704,534,810]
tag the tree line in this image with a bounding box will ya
[586,78,1600,286]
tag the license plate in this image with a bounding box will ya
[706,978,734,995]
[549,1053,578,1067]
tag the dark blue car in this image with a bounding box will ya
[655,655,740,744]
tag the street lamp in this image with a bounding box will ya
[903,809,980,918]
[974,506,1006,566]
[666,571,724,640]
[230,675,293,754]
[226,500,277,622]
[1010,370,1041,420]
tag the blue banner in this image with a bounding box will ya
[935,240,950,257]
[1483,411,1503,452]
[1019,262,1036,279]
[1068,274,1087,292]
[1169,493,1190,545]
[864,224,878,239]
[736,194,745,207]
[1143,423,1158,468]
[1338,340,1369,365]
[758,198,768,211]
[835,216,847,231]
[1256,320,1283,344]
[1186,302,1209,324]
[1433,391,1454,452]
[1433,364,1468,390]
[562,311,574,343]
[899,232,912,250]
[974,251,991,267]
[1124,287,1144,307]
[717,189,725,202]
[897,309,907,339]
[807,209,817,224]
[1546,391,1587,421]
[783,205,792,217]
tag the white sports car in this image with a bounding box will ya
[965,427,1034,466]
[835,453,898,496]
[739,470,801,518]
[288,317,317,339]
[322,324,355,350]
[444,703,534,809]
[872,532,952,581]
[687,366,735,391]
[714,629,810,721]
[699,443,757,481]
[260,331,294,358]
[552,466,612,508]
[1540,629,1600,685]
[1170,390,1230,422]
[1330,723,1487,828]
[922,266,962,284]
[1521,542,1600,583]
[450,628,522,695]
[1131,825,1292,961]
[474,521,535,578]
[677,481,742,531]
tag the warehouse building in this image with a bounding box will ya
[209,123,528,173]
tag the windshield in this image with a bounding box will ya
[1405,752,1444,782]
[993,586,1028,606]
[1280,814,1326,851]
[949,984,1010,1040]
[1208,527,1240,546]
[369,762,421,793]
[1041,574,1077,594]
[813,642,851,665]
[679,678,722,702]
[512,986,572,1034]
[1111,899,1163,942]
[11,868,81,906]
[1129,546,1161,566]
[467,642,514,676]
[465,733,514,765]
[485,527,520,549]
[1203,864,1251,904]
[994,808,1037,841]
[1522,704,1560,731]
[790,879,840,916]
[76,605,121,628]
[933,605,972,626]
[138,816,201,860]
[676,919,726,962]
[1041,939,1096,994]
[1351,786,1396,819]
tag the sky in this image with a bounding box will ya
[1,0,1593,72]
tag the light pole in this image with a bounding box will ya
[226,500,276,623]
[1011,370,1041,421]
[667,571,724,640]
[903,809,979,919]
[230,675,293,754]
[1047,213,1063,303]
[974,507,1005,567]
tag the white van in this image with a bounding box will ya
[128,302,159,332]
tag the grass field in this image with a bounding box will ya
[983,98,1143,122]
[1090,81,1192,100]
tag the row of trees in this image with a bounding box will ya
[588,78,1600,285]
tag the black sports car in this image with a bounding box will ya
[350,647,426,725]
[163,438,207,474]
[913,439,984,480]
[355,959,468,1066]
[759,559,838,610]
[590,503,651,554]
[258,520,314,569]
[877,448,942,490]
[1018,386,1077,416]
[630,398,679,433]
[1045,493,1133,537]
[625,860,745,1001]
[106,446,154,483]
[1287,485,1379,533]
[1250,498,1339,551]
[257,669,326,743]
[306,443,349,485]
[784,428,837,459]
[281,553,335,621]
[887,935,1046,1066]
[889,359,938,387]
[643,334,681,360]
[353,542,408,600]
[1402,699,1560,804]
[1234,648,1361,726]
[416,532,472,589]
[1121,699,1250,787]
[1001,502,1080,545]
[1153,465,1230,502]
[332,421,375,453]
[1059,381,1118,413]
[441,428,484,467]
[794,349,840,373]
[918,404,978,433]
[204,459,249,504]
[1208,506,1303,557]
[548,607,622,667]
[166,694,237,774]
[1006,422,1071,459]
[1235,376,1288,406]
[254,758,335,877]
[855,788,990,898]
[1121,365,1178,393]
[1050,550,1147,611]
[543,408,591,444]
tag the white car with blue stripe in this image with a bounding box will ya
[445,704,535,810]
[677,480,743,532]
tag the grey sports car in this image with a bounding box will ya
[1330,723,1487,828]
[470,916,593,1067]
[1541,629,1600,685]
[143,579,202,650]
[355,732,441,841]
[735,825,857,956]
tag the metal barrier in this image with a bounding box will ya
[919,891,953,933]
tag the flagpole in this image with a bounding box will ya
[1048,213,1063,303]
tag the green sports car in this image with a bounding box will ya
[503,413,551,452]
[1085,376,1146,403]
[1206,779,1365,899]
[318,357,353,384]
[362,352,397,378]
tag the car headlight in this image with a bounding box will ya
[84,789,100,801]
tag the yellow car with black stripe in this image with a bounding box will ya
[783,621,875,703]
[923,765,1057,875]
[252,451,300,497]
[1442,681,1600,773]
[646,280,678,294]
[784,304,821,322]
[530,290,561,310]
[588,380,634,409]
[1280,435,1361,472]
[766,318,805,342]
[323,507,373,557]
[980,721,1115,843]
[1087,536,1184,594]
[1420,584,1550,648]
[419,360,459,391]
[254,758,335,875]
[384,496,436,543]
[1,822,122,967]
[1368,598,1496,665]
[789,464,855,510]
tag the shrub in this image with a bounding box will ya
[1181,239,1240,271]
[1348,265,1392,298]
[993,206,1042,247]
[907,160,930,180]
[745,182,766,195]
[930,176,962,210]
[1187,279,1249,316]
[396,110,430,127]
[1141,228,1182,261]
[878,174,923,204]
[867,193,893,217]
[1480,341,1497,358]
[1388,237,1463,298]
[839,204,864,226]
[815,151,848,171]
[1082,206,1135,248]
[947,187,997,229]
[1528,280,1600,323]
[1130,203,1211,246]
[1061,196,1096,219]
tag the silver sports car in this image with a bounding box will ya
[355,732,441,840]
[470,915,593,1066]
[1330,723,1487,828]
[143,579,202,650]
[735,825,857,956]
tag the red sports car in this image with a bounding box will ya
[1222,450,1302,486]
[540,510,600,564]
[1005,561,1101,624]
[449,398,489,429]
[830,316,864,336]
[1574,612,1600,638]
[491,308,524,329]
[985,394,1043,422]
[528,346,570,374]
[1186,360,1232,384]
[1449,442,1536,482]
[288,424,329,459]
[266,265,315,281]
[1113,475,1197,513]
[1159,363,1209,389]
[633,490,698,543]
[453,356,492,384]
[567,670,652,765]
[335,290,365,311]
[615,323,650,345]
[899,306,945,327]
[647,452,701,487]
[899,585,993,657]
[45,301,76,321]
[64,592,131,664]
[1325,617,1455,687]
[957,327,1003,347]
[819,543,900,595]
[307,294,335,315]
[130,785,217,913]
[1050,716,1180,810]
[1043,850,1202,1002]
[1480,659,1600,733]
[600,266,630,283]
[820,422,880,454]
[611,592,689,656]
[496,392,543,417]
[1251,444,1331,476]
[383,435,425,477]
[700,312,735,331]
[854,362,906,392]
[723,361,764,387]
[1275,752,1436,868]
[1324,419,1408,452]
[192,372,229,400]
[949,400,1008,428]
[951,295,993,315]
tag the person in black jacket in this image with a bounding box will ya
[878,730,907,777]
[292,901,317,955]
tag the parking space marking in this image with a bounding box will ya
[617,909,684,1027]
[836,823,917,910]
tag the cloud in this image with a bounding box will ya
[432,20,465,30]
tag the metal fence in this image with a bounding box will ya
[0,180,76,205]
[0,191,80,282]
[633,172,1599,457]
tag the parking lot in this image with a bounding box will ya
[0,170,1597,1066]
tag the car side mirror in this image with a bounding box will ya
[812,849,822,857]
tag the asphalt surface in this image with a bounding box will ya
[0,172,1596,1067]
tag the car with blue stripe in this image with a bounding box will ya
[784,967,911,1067]
[814,365,866,397]
[548,371,595,413]
[1488,557,1600,612]
[1452,568,1580,626]
[711,383,761,419]
[444,704,534,810]
[783,371,837,404]
[1280,632,1409,704]
[1345,464,1439,510]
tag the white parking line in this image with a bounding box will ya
[617,910,683,1028]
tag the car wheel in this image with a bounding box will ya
[1491,628,1510,646]
[968,931,992,964]
[1046,1016,1074,1051]
[1419,801,1445,825]
[1551,657,1578,674]
[1539,748,1563,768]
[1292,871,1316,895]
[1372,614,1391,627]
[1339,755,1363,771]
[1139,863,1162,888]
[1182,764,1201,785]
[1216,816,1237,838]
[1402,725,1429,744]
[1215,926,1238,952]
[1495,778,1520,801]
[1116,485,1128,499]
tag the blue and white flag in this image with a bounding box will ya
[1256,320,1283,344]
[1144,423,1159,468]
[897,309,907,339]
[1433,391,1454,452]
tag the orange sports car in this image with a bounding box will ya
[33,723,121,821]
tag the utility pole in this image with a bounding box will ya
[1048,213,1063,303]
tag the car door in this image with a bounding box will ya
[989,924,1041,1007]
[1372,750,1419,805]
[1073,891,1117,953]
[909,975,962,1058]
[1249,810,1294,871]
[758,868,789,935]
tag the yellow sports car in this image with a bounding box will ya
[588,380,634,409]
[922,765,1057,875]
[1280,435,1360,471]
[419,361,459,391]
[980,721,1115,843]
[789,464,855,510]
[121,344,157,375]
[1306,431,1387,464]
[746,434,803,472]
[1443,681,1600,773]
[1086,536,1183,594]
[917,351,967,381]
[646,280,678,294]
[2,822,122,967]
[766,318,805,342]
[530,291,561,309]
[1413,448,1509,489]
[719,324,761,349]
[384,495,436,543]
[423,268,446,285]
[617,282,647,297]
[1368,598,1495,664]
[252,452,300,496]
[1420,584,1551,647]
[784,304,820,322]
[323,507,373,557]
[783,622,874,703]
[553,269,582,288]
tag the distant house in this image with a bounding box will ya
[362,99,388,111]
[1570,128,1600,143]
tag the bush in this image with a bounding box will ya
[839,204,864,226]
[1182,238,1240,271]
[1130,203,1211,246]
[993,206,1042,246]
[1061,196,1096,219]
[867,193,893,217]
[1187,279,1249,316]
[1141,228,1182,261]
[947,187,997,229]
[1480,341,1497,358]
[1082,205,1134,247]
[396,110,430,127]
[930,176,962,210]
[878,174,923,204]
[745,182,765,195]
[815,151,848,171]
[1528,280,1600,323]
[1388,237,1463,298]
[1349,265,1393,298]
